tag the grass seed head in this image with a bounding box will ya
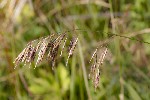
[97,47,108,68]
[35,39,49,68]
[66,37,78,66]
[89,48,98,63]
[13,48,26,69]
[89,46,108,90]
[51,45,59,70]
[60,37,68,57]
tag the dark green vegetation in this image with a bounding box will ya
[0,0,150,100]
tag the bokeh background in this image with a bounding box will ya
[0,0,150,100]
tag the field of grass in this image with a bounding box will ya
[0,0,150,100]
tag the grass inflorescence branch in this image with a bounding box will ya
[13,29,150,90]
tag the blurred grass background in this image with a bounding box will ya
[0,0,150,100]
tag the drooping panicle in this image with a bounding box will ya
[47,33,66,66]
[13,41,34,69]
[47,44,53,60]
[51,44,59,70]
[53,33,66,49]
[97,47,108,68]
[13,47,27,69]
[26,47,36,68]
[89,60,97,80]
[66,37,78,66]
[60,37,68,57]
[21,42,32,62]
[47,33,66,69]
[35,37,49,68]
[89,47,98,63]
[89,46,108,90]
[94,68,100,90]
[23,42,33,67]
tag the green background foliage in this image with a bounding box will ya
[0,0,150,100]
